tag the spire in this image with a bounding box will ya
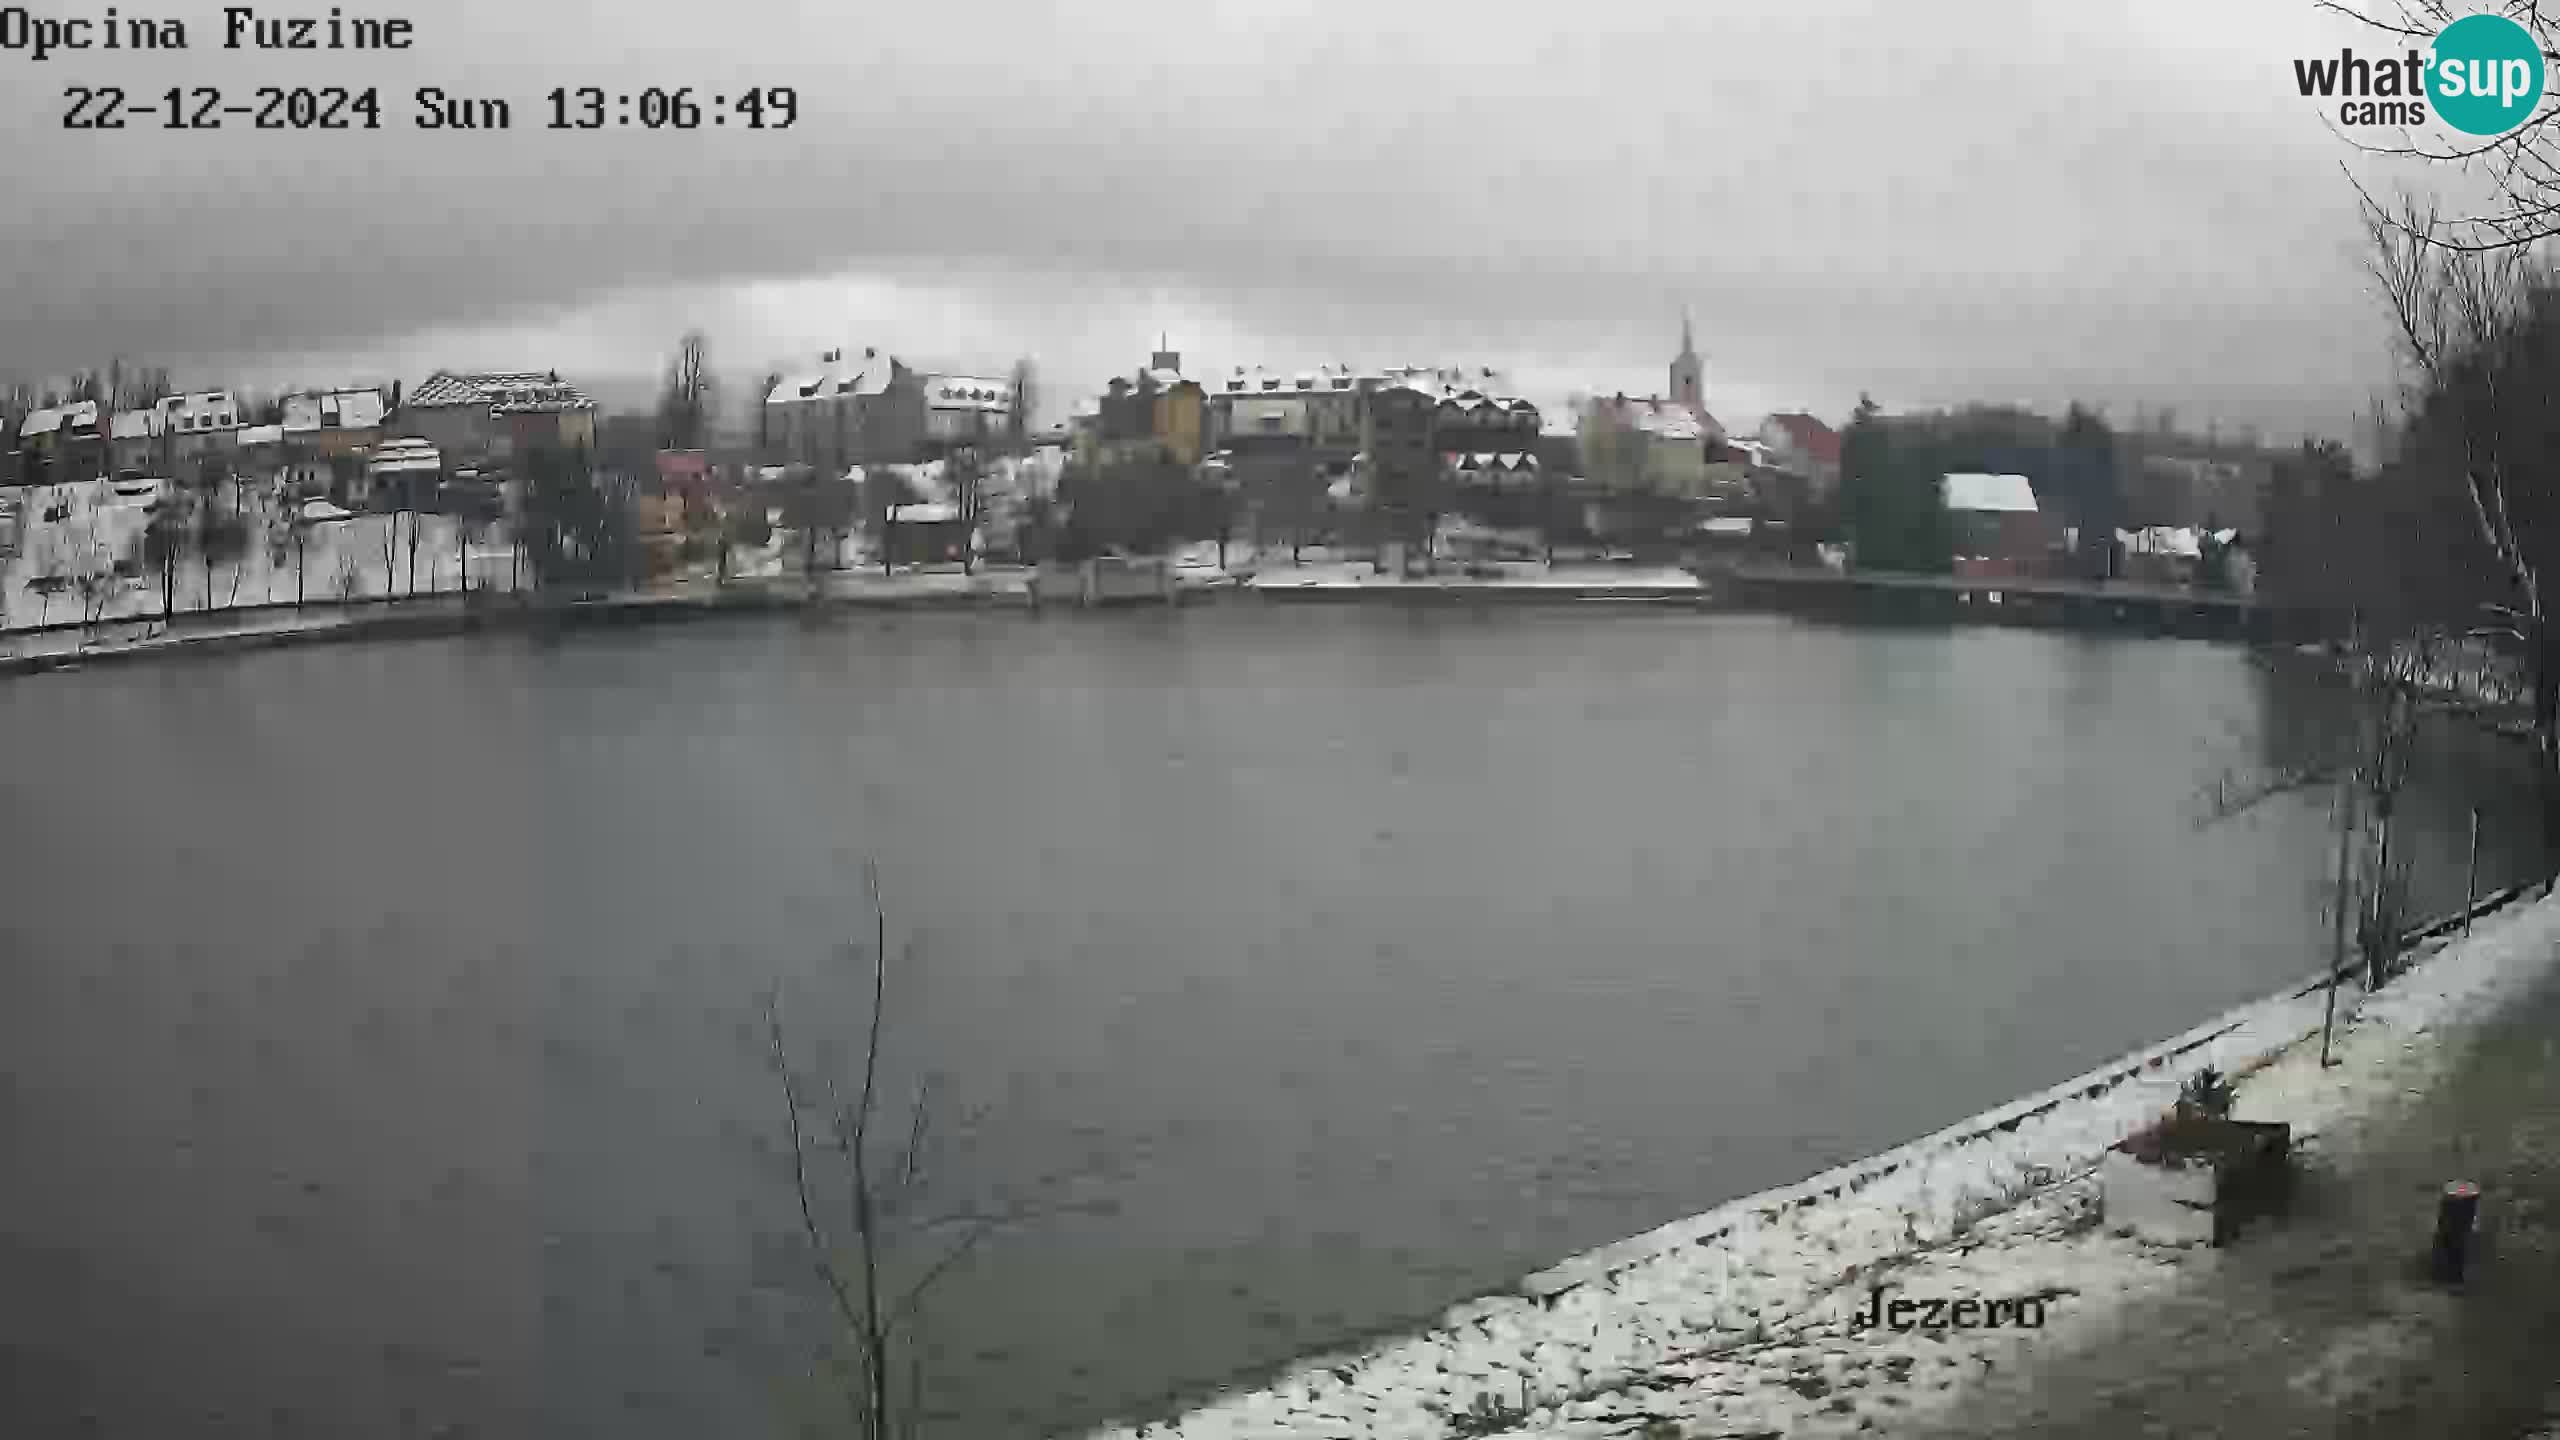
[1679,305,1696,361]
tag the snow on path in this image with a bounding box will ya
[1087,889,2560,1440]
[1247,562,1700,592]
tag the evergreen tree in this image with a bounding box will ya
[1840,400,1951,572]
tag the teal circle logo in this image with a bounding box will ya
[2431,13,2546,135]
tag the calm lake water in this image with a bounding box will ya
[0,607,2540,1438]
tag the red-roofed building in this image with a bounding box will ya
[405,370,596,462]
[655,448,713,497]
[1757,412,1842,500]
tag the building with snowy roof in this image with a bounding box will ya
[1945,472,2062,579]
[1580,393,1718,497]
[760,348,1017,469]
[108,406,166,474]
[149,392,244,463]
[281,389,388,455]
[1758,412,1843,499]
[16,400,107,483]
[404,370,595,462]
[1087,344,1208,467]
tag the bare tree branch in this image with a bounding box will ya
[765,984,869,1432]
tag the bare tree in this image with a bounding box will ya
[1005,357,1037,457]
[952,419,989,578]
[763,866,1097,1440]
[65,501,126,643]
[661,330,716,452]
[143,483,191,623]
[2366,195,2560,851]
[406,491,426,597]
[379,507,399,603]
[267,513,297,608]
[2327,1,2560,253]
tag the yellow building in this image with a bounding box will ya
[1579,396,1714,496]
[1097,346,1205,466]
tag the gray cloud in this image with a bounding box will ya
[0,0,2433,434]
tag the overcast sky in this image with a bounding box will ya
[0,0,2451,436]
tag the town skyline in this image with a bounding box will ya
[0,0,2448,450]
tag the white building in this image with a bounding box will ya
[156,391,243,460]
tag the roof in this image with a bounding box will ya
[1638,410,1703,441]
[1213,363,1371,397]
[1764,412,1843,464]
[1944,472,2040,513]
[1585,394,1709,438]
[20,400,102,438]
[1443,451,1539,472]
[110,408,163,441]
[369,437,442,474]
[887,501,960,524]
[157,392,238,424]
[2120,525,2204,559]
[236,424,285,447]
[408,371,593,413]
[1698,516,1756,536]
[922,375,1013,413]
[281,390,387,433]
[766,350,894,406]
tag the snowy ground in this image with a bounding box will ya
[1,486,515,644]
[1086,889,2560,1440]
[1246,559,1700,592]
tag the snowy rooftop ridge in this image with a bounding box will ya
[282,390,387,434]
[409,371,592,413]
[1944,472,2039,513]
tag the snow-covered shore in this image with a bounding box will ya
[1247,560,1700,593]
[1088,886,2560,1440]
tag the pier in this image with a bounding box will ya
[1717,566,2272,641]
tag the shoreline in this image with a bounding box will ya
[1076,880,2552,1439]
[2,564,2328,682]
[0,571,1721,678]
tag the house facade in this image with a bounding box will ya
[109,407,166,474]
[761,351,1017,469]
[158,392,243,462]
[280,389,387,457]
[1093,347,1207,467]
[405,371,595,462]
[17,400,107,483]
[1944,471,2060,578]
[763,349,887,474]
[1580,394,1717,498]
[1759,412,1843,499]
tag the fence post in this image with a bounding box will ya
[2464,808,2481,937]
[2322,769,2356,1069]
[2432,1181,2482,1284]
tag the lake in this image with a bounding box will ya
[0,606,2538,1438]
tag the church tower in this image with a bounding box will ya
[1669,308,1704,413]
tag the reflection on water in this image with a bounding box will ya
[0,612,2540,1439]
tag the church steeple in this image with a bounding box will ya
[1669,307,1704,412]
